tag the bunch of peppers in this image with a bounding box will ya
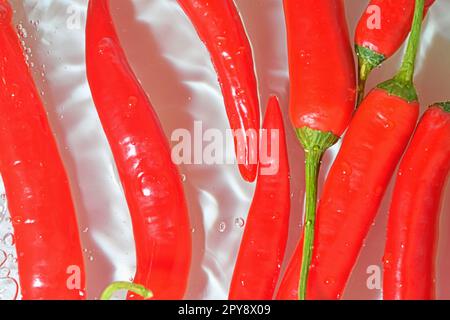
[0,0,448,300]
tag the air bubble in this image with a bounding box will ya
[218,222,226,233]
[2,233,15,246]
[234,217,245,228]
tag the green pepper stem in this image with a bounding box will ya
[355,46,385,106]
[295,127,338,300]
[395,0,425,85]
[100,281,153,300]
[357,61,371,106]
[299,147,323,300]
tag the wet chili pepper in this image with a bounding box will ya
[86,0,192,300]
[355,0,435,104]
[0,0,85,300]
[383,102,450,300]
[278,0,425,300]
[177,0,260,182]
[229,96,290,300]
[283,0,356,299]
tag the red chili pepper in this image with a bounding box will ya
[177,0,260,183]
[229,96,290,300]
[355,0,435,104]
[86,0,191,299]
[0,0,85,299]
[277,0,425,300]
[283,0,356,299]
[383,103,450,300]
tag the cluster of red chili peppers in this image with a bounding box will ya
[0,0,448,300]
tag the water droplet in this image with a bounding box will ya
[383,253,392,267]
[142,188,151,197]
[218,222,226,233]
[82,227,89,233]
[12,216,22,224]
[0,267,10,278]
[2,233,14,246]
[234,217,245,228]
[24,218,35,225]
[191,227,196,233]
[180,174,187,182]
[126,96,138,116]
[88,255,94,262]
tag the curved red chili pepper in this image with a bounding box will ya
[177,0,260,183]
[277,0,425,300]
[383,103,450,300]
[355,0,436,104]
[0,0,85,299]
[86,0,192,299]
[283,0,355,299]
[229,96,290,300]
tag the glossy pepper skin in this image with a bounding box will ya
[0,0,85,299]
[229,96,290,300]
[383,103,450,300]
[277,90,419,299]
[177,0,260,182]
[355,0,435,104]
[283,0,355,299]
[278,0,426,300]
[86,0,191,299]
[285,0,356,137]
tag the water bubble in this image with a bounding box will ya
[0,267,10,278]
[2,233,15,246]
[218,222,226,233]
[12,216,22,224]
[383,253,392,267]
[234,217,245,228]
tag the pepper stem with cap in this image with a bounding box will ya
[100,282,153,300]
[377,0,425,102]
[296,127,338,300]
[356,46,385,105]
